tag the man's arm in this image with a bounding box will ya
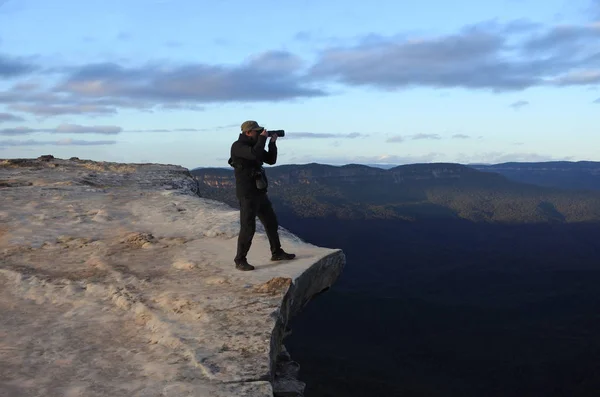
[231,134,268,161]
[263,140,278,165]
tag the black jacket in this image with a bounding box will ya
[229,133,277,198]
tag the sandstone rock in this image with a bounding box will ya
[254,277,293,295]
[0,156,345,397]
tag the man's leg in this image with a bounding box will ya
[256,193,281,254]
[257,194,296,261]
[235,196,258,270]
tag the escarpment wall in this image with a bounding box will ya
[0,156,345,397]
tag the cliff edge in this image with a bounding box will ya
[0,156,345,397]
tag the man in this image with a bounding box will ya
[228,120,296,271]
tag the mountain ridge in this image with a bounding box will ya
[191,161,600,223]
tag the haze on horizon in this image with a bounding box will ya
[0,0,599,169]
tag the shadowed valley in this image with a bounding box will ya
[192,163,600,397]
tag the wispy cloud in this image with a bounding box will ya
[459,151,574,163]
[523,22,600,53]
[125,128,171,133]
[9,104,118,116]
[289,132,369,139]
[125,128,208,133]
[509,100,529,110]
[0,138,117,147]
[387,133,451,142]
[0,112,25,123]
[289,152,443,165]
[125,124,239,133]
[452,134,470,139]
[196,123,239,131]
[0,84,120,116]
[554,70,600,86]
[54,124,121,134]
[116,32,132,41]
[411,133,441,140]
[594,97,600,104]
[164,40,183,48]
[0,123,122,136]
[386,135,404,143]
[0,54,37,77]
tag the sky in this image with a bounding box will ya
[0,0,599,169]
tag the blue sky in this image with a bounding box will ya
[0,0,599,169]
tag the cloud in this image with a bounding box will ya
[307,20,600,92]
[0,123,122,135]
[294,31,313,41]
[116,32,132,41]
[12,82,40,91]
[0,83,121,116]
[452,134,470,139]
[347,132,367,138]
[289,152,443,165]
[523,23,600,53]
[387,133,445,142]
[0,54,37,77]
[594,97,600,103]
[54,124,122,134]
[0,127,36,135]
[553,69,600,85]
[0,112,25,123]
[0,139,117,147]
[386,135,404,143]
[0,51,325,117]
[459,151,574,163]
[1,17,597,118]
[197,123,239,131]
[54,51,326,107]
[9,104,118,116]
[126,128,171,133]
[509,100,529,110]
[288,150,578,166]
[164,40,183,48]
[289,132,368,139]
[125,128,207,133]
[411,133,441,140]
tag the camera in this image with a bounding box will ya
[266,129,285,137]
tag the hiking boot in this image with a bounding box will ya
[271,249,296,261]
[235,258,255,271]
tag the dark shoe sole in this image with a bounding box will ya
[271,254,296,261]
[236,264,255,271]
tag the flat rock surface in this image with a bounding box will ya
[0,157,344,397]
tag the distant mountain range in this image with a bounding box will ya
[191,162,600,223]
[193,160,600,191]
[469,161,600,191]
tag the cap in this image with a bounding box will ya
[241,120,264,133]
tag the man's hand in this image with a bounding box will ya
[260,128,268,137]
[270,133,278,143]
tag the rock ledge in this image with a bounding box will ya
[0,157,345,397]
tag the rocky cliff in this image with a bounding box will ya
[0,156,345,397]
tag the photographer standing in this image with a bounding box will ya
[228,120,296,271]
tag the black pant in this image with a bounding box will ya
[235,193,281,261]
